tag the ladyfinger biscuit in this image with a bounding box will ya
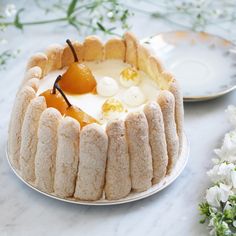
[124,32,138,67]
[54,117,80,198]
[144,102,168,184]
[158,71,174,90]
[125,112,153,192]
[157,91,179,173]
[104,38,126,60]
[137,44,150,74]
[105,120,131,200]
[35,108,61,193]
[8,86,36,170]
[21,66,42,87]
[149,56,164,85]
[83,36,104,61]
[168,77,184,153]
[61,41,84,67]
[20,96,47,182]
[74,124,108,200]
[26,53,48,76]
[25,78,40,92]
[45,44,64,73]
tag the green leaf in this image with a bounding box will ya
[151,12,162,18]
[199,202,211,217]
[120,9,129,22]
[14,8,24,30]
[67,0,78,17]
[229,195,236,203]
[96,22,106,32]
[199,218,206,224]
[0,49,19,70]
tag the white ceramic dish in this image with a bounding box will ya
[143,31,236,102]
[6,134,189,205]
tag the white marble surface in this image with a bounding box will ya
[0,1,235,236]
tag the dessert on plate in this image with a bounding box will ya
[8,32,184,201]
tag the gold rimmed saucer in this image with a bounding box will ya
[143,31,236,102]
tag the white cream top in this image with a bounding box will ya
[37,60,160,123]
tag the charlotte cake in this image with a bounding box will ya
[8,32,184,201]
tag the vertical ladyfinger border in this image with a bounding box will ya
[144,102,168,184]
[125,112,153,192]
[135,33,184,168]
[164,73,184,153]
[8,86,36,170]
[35,108,62,193]
[54,117,80,198]
[157,91,179,173]
[74,123,108,201]
[20,96,47,182]
[105,119,131,200]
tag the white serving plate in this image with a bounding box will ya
[6,134,189,206]
[143,31,236,102]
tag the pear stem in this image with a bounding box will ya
[52,75,62,94]
[53,75,72,108]
[66,39,79,62]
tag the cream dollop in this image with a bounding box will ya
[123,86,146,107]
[119,67,140,88]
[97,76,119,97]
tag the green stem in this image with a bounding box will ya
[75,20,121,37]
[22,17,67,25]
[74,1,108,11]
[1,17,67,27]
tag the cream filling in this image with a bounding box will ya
[37,60,160,124]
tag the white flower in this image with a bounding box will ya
[5,4,16,17]
[226,105,236,127]
[202,105,236,235]
[206,184,232,207]
[107,11,114,18]
[214,130,236,163]
[207,163,235,185]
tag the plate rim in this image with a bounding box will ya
[143,30,236,102]
[6,133,189,206]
